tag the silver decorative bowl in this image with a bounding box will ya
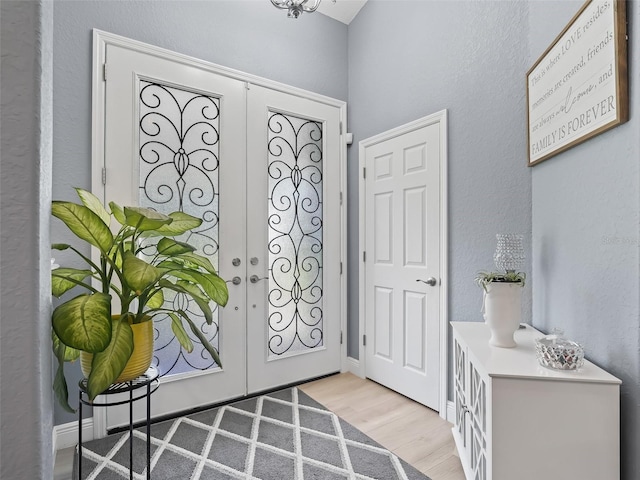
[535,332,584,370]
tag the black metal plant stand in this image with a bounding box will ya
[78,366,159,480]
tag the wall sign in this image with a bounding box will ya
[526,0,628,166]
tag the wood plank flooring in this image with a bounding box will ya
[299,372,466,480]
[54,372,466,479]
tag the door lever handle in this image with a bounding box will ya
[227,276,242,285]
[417,277,438,287]
[250,275,269,284]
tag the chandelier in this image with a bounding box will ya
[270,0,322,18]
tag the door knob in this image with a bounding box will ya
[227,276,241,285]
[417,277,438,287]
[232,258,241,267]
[250,275,269,284]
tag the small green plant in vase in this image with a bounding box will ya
[474,270,526,292]
[51,188,228,411]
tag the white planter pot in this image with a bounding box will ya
[483,282,522,348]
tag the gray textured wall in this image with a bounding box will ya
[52,0,348,425]
[346,0,533,370]
[529,1,640,478]
[0,0,54,477]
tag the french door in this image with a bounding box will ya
[95,36,343,431]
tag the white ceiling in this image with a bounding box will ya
[317,0,368,25]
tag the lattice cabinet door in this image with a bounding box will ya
[468,358,488,480]
[451,329,489,480]
[453,338,468,451]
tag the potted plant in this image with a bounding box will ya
[475,271,525,348]
[51,188,228,411]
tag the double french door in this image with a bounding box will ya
[95,36,343,430]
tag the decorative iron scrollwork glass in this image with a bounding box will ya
[267,111,324,359]
[138,80,220,376]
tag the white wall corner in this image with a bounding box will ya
[54,417,94,451]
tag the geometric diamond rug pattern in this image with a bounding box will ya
[75,387,431,480]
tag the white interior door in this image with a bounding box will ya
[363,121,442,410]
[96,37,344,431]
[246,84,342,393]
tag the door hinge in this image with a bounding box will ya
[102,63,107,82]
[363,251,366,262]
[363,334,367,346]
[101,167,106,185]
[340,121,343,135]
[340,261,343,275]
[363,167,366,179]
[340,191,343,205]
[340,331,343,345]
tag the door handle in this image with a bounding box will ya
[227,276,242,285]
[250,275,268,284]
[417,277,438,287]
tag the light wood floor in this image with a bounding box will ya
[300,373,465,480]
[54,372,465,479]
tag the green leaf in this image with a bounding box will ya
[52,293,112,353]
[75,188,111,226]
[157,237,196,257]
[52,329,80,362]
[124,206,173,232]
[52,202,114,253]
[183,271,229,307]
[52,243,70,251]
[52,335,75,413]
[158,279,213,324]
[51,268,93,297]
[122,251,163,293]
[87,317,134,400]
[109,201,126,225]
[177,310,221,367]
[176,252,217,274]
[146,289,165,309]
[168,312,194,353]
[143,211,202,237]
[156,264,226,306]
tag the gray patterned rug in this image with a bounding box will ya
[75,387,431,480]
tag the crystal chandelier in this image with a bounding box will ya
[270,0,323,18]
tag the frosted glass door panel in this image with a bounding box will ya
[138,80,221,376]
[267,112,324,359]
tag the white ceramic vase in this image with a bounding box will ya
[483,282,522,348]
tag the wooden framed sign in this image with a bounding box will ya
[526,0,628,166]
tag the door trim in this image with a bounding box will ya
[91,29,348,438]
[358,110,448,418]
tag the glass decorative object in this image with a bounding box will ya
[493,234,525,273]
[535,329,585,370]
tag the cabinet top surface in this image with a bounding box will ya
[451,322,621,384]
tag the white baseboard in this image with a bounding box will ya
[446,400,455,424]
[346,356,364,378]
[53,417,94,451]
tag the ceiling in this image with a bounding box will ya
[316,0,368,25]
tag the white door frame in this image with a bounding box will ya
[357,110,448,419]
[91,29,348,438]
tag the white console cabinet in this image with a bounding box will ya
[451,322,620,480]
